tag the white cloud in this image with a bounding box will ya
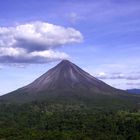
[0,65,3,70]
[0,47,26,57]
[96,72,140,80]
[68,12,82,24]
[0,21,83,51]
[0,21,83,64]
[31,50,69,59]
[0,47,69,64]
[96,72,107,79]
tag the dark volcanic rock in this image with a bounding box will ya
[0,60,128,103]
[22,60,117,93]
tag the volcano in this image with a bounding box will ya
[0,60,131,103]
[21,60,119,93]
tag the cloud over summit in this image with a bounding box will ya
[0,21,83,64]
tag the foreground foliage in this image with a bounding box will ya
[0,102,140,140]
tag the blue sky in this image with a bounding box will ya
[0,0,140,95]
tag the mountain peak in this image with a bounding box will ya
[1,60,124,103]
[61,59,71,63]
[58,59,72,66]
[56,59,74,69]
[19,59,116,93]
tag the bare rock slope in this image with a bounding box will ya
[0,60,129,103]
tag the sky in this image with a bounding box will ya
[0,0,140,95]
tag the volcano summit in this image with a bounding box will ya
[21,60,119,93]
[0,60,135,104]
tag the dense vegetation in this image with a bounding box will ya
[0,101,140,140]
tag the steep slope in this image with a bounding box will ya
[21,60,119,94]
[0,60,138,105]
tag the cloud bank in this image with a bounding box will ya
[96,72,140,80]
[0,21,83,64]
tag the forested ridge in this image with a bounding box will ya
[0,101,140,140]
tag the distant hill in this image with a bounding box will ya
[127,89,140,94]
